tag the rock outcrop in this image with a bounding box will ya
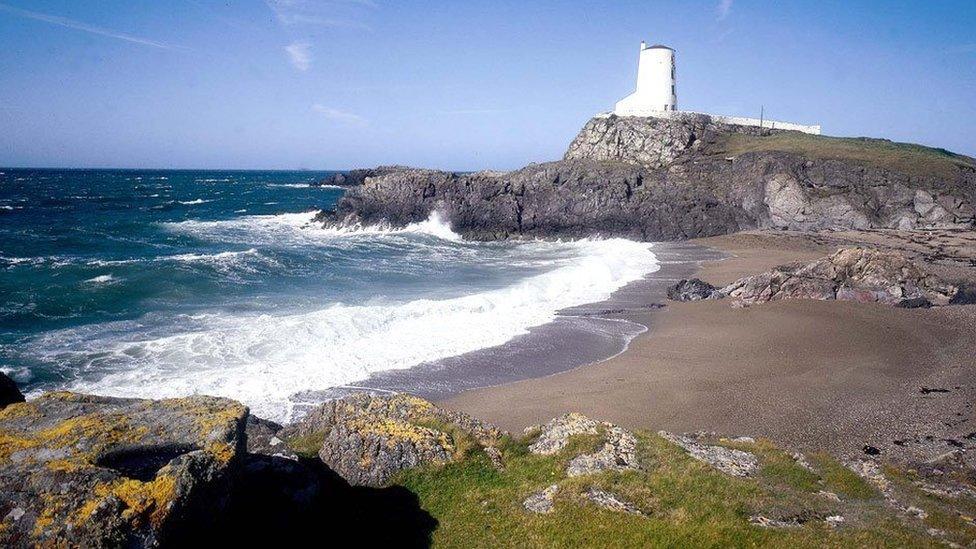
[523,484,559,514]
[658,431,758,477]
[667,278,722,302]
[315,166,411,188]
[566,424,639,477]
[564,113,771,169]
[0,392,247,547]
[721,247,972,308]
[319,114,976,240]
[0,373,24,409]
[527,413,600,455]
[280,393,501,487]
[584,488,641,515]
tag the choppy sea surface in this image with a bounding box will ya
[0,168,658,421]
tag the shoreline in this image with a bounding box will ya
[438,229,976,463]
[290,241,724,415]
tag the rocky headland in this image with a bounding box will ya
[317,113,975,240]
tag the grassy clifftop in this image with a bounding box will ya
[714,132,976,181]
[393,428,974,548]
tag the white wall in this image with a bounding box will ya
[598,110,822,135]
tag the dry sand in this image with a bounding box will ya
[439,230,976,462]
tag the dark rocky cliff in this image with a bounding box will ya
[319,113,976,240]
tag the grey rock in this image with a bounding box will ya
[564,113,772,169]
[566,425,639,477]
[658,431,758,477]
[749,511,832,529]
[667,278,722,302]
[0,392,247,548]
[721,247,967,307]
[527,413,600,456]
[314,166,412,188]
[523,484,559,514]
[0,372,25,409]
[583,488,642,515]
[244,415,297,461]
[280,393,501,487]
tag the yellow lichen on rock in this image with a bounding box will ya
[113,474,179,528]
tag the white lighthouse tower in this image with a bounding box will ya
[614,41,677,116]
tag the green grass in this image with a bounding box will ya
[391,430,946,548]
[283,431,325,459]
[713,132,976,181]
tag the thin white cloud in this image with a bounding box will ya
[716,0,733,20]
[312,104,366,125]
[0,2,184,51]
[265,0,372,29]
[285,41,312,70]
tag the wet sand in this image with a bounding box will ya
[439,230,976,462]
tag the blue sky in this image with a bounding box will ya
[0,0,973,170]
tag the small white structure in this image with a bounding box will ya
[611,41,821,135]
[614,42,677,115]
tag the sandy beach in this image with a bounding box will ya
[440,229,976,462]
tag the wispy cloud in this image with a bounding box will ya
[266,0,373,29]
[716,0,733,20]
[285,41,312,70]
[0,2,184,51]
[312,104,366,125]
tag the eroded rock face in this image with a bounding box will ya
[0,392,247,547]
[564,113,771,169]
[0,373,25,409]
[281,393,501,488]
[721,247,969,307]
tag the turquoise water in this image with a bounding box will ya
[0,168,657,421]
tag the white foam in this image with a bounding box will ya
[0,366,32,383]
[54,226,657,422]
[178,198,212,205]
[84,274,119,284]
[167,248,259,263]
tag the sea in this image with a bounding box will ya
[0,168,659,422]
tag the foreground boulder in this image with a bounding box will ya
[281,393,501,487]
[0,392,247,547]
[722,247,971,308]
[0,373,25,409]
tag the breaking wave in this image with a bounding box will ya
[44,211,659,422]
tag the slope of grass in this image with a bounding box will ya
[393,431,950,548]
[714,132,976,181]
